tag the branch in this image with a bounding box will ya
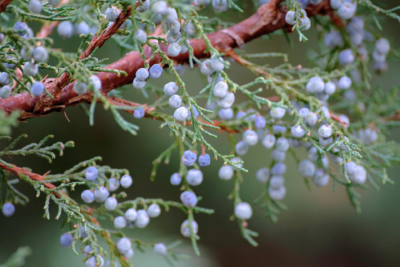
[0,0,12,13]
[0,0,334,119]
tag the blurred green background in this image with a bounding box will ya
[1,1,400,266]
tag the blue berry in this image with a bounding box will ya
[218,165,234,180]
[319,136,332,147]
[114,216,127,229]
[181,219,198,237]
[76,21,90,36]
[152,1,168,14]
[2,203,15,217]
[324,30,343,47]
[184,21,196,36]
[285,11,296,25]
[345,161,357,175]
[137,0,150,12]
[81,190,95,203]
[94,186,109,202]
[306,76,325,93]
[180,191,197,207]
[105,7,120,22]
[86,256,104,267]
[166,31,181,43]
[125,208,137,221]
[268,186,286,200]
[169,20,181,34]
[108,178,120,192]
[338,76,352,89]
[313,169,329,187]
[188,105,199,118]
[298,159,315,177]
[324,81,336,95]
[375,38,390,55]
[213,81,228,98]
[105,197,118,210]
[120,19,132,30]
[33,46,48,63]
[147,203,161,218]
[0,86,11,99]
[0,33,4,44]
[134,108,145,118]
[14,21,29,36]
[134,29,147,44]
[133,78,146,89]
[254,116,266,129]
[271,163,287,175]
[164,82,179,96]
[256,168,270,183]
[236,111,246,120]
[165,7,178,23]
[174,107,189,121]
[305,112,317,126]
[218,108,233,120]
[0,72,10,85]
[186,169,203,186]
[117,237,131,254]
[271,149,286,162]
[58,21,73,38]
[135,209,150,228]
[181,150,197,166]
[60,232,73,247]
[199,154,211,167]
[136,68,149,80]
[234,202,252,220]
[89,76,101,91]
[154,243,167,256]
[330,0,342,9]
[84,245,93,255]
[23,62,38,76]
[149,64,163,79]
[338,2,357,20]
[124,248,134,259]
[168,43,181,57]
[270,107,286,119]
[210,57,225,71]
[168,95,182,109]
[235,141,248,156]
[31,81,44,97]
[85,166,98,180]
[21,46,33,60]
[120,174,132,188]
[242,129,258,146]
[170,173,182,185]
[262,134,276,149]
[339,49,355,65]
[291,125,306,138]
[349,165,366,184]
[318,124,333,138]
[299,107,310,118]
[276,137,289,151]
[80,226,87,238]
[200,59,214,75]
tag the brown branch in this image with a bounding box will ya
[0,0,12,13]
[0,0,334,120]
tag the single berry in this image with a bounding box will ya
[120,174,133,188]
[0,72,10,85]
[276,137,289,151]
[136,68,149,80]
[268,185,286,200]
[73,81,87,95]
[28,0,42,14]
[164,82,179,96]
[31,81,44,97]
[174,107,189,121]
[124,248,134,259]
[213,81,228,98]
[125,208,137,221]
[285,11,296,25]
[94,186,109,203]
[85,166,98,180]
[180,191,198,207]
[147,203,161,218]
[137,0,150,12]
[305,112,318,126]
[105,7,121,22]
[149,64,163,79]
[338,2,357,20]
[339,49,355,65]
[199,154,211,167]
[210,57,224,72]
[318,124,333,138]
[313,169,330,187]
[169,94,182,108]
[135,209,150,228]
[324,81,336,95]
[218,108,234,120]
[76,21,90,36]
[306,76,325,93]
[218,165,234,180]
[212,0,228,12]
[2,203,15,217]
[58,21,73,39]
[338,76,352,89]
[271,163,287,176]
[134,108,145,119]
[81,190,95,203]
[262,134,276,149]
[114,216,127,229]
[0,86,11,99]
[168,43,182,57]
[133,78,146,89]
[256,167,270,183]
[23,62,38,76]
[271,149,286,162]
[235,141,249,156]
[117,237,131,254]
[105,197,118,211]
[108,178,120,192]
[269,175,285,189]
[89,75,102,91]
[186,169,203,186]
[21,46,34,60]
[181,150,197,166]
[234,202,252,220]
[170,173,182,185]
[270,107,286,119]
[291,125,306,138]
[134,29,147,44]
[154,243,167,256]
[200,59,214,75]
[375,38,390,55]
[86,256,104,267]
[180,219,198,237]
[60,232,73,247]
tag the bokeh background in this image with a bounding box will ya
[1,1,400,266]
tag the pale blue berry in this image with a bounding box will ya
[271,149,286,162]
[234,202,252,220]
[256,167,270,183]
[108,178,120,192]
[73,82,87,95]
[164,82,179,96]
[125,208,137,221]
[338,2,357,20]
[181,150,197,166]
[114,216,127,229]
[174,107,189,121]
[313,169,329,187]
[133,78,146,89]
[218,165,233,180]
[180,191,197,207]
[137,0,150,12]
[338,76,351,89]
[319,136,333,147]
[105,7,120,22]
[270,107,285,119]
[85,166,98,180]
[23,62,38,76]
[285,11,296,25]
[86,256,104,267]
[324,81,336,95]
[236,111,246,120]
[269,175,285,189]
[165,7,178,23]
[0,72,10,85]
[80,226,87,238]
[124,248,134,259]
[324,30,343,47]
[120,174,132,188]
[291,125,306,138]
[105,197,118,211]
[271,163,286,176]
[298,160,315,177]
[375,38,390,55]
[134,108,145,118]
[154,243,167,256]
[262,134,276,149]
[235,141,248,156]
[0,86,11,99]
[152,0,168,14]
[147,203,161,218]
[210,57,224,71]
[120,19,132,30]
[81,190,95,203]
[345,161,357,175]
[212,0,227,12]
[169,94,182,108]
[218,108,233,120]
[318,125,332,138]
[213,81,228,98]
[168,43,181,57]
[299,107,310,118]
[170,173,182,185]
[94,186,109,202]
[58,21,73,38]
[2,203,15,217]
[117,237,131,254]
[276,137,289,151]
[184,21,196,36]
[305,112,317,126]
[200,59,214,75]
[186,169,203,186]
[254,116,266,129]
[31,81,44,96]
[306,76,325,93]
[349,165,366,184]
[136,68,149,80]
[21,46,34,60]
[135,209,150,228]
[60,232,73,247]
[339,49,355,65]
[149,64,163,79]
[76,21,90,36]
[269,185,286,200]
[0,33,4,44]
[330,0,342,9]
[242,129,258,146]
[28,0,42,14]
[166,31,181,43]
[181,219,198,237]
[134,29,147,44]
[199,154,210,167]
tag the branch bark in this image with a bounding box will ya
[0,0,334,119]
